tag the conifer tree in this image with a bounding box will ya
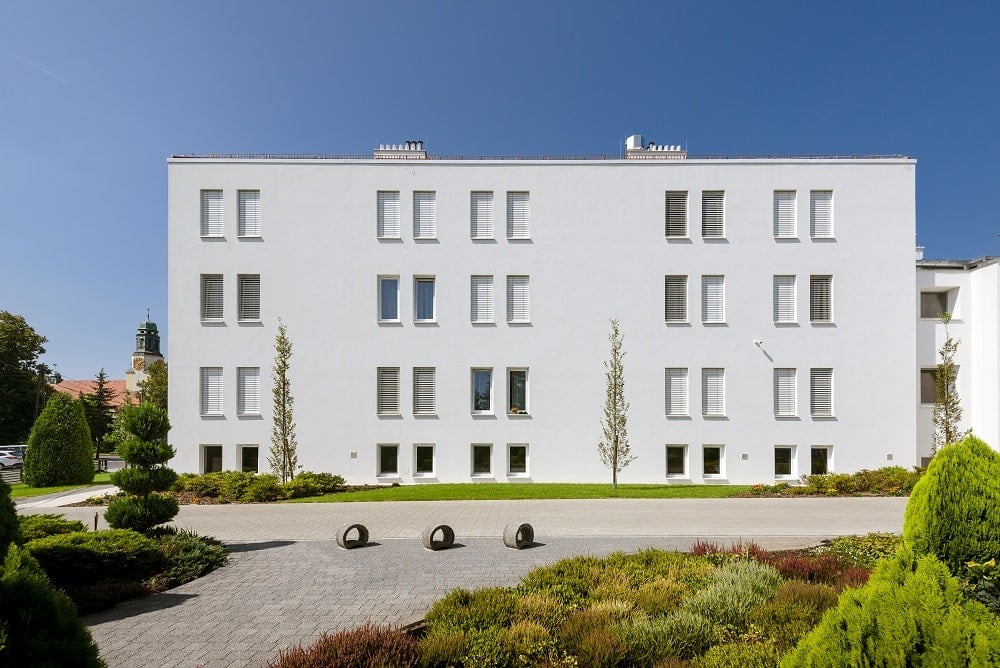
[22,393,94,487]
[80,368,115,461]
[269,318,298,483]
[598,318,635,490]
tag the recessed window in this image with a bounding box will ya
[471,191,494,239]
[920,291,949,319]
[238,190,261,237]
[920,368,937,404]
[810,446,830,475]
[378,444,399,476]
[773,275,796,323]
[472,368,492,414]
[202,445,223,473]
[664,275,688,323]
[413,191,437,239]
[702,368,725,417]
[508,368,528,415]
[810,368,833,417]
[703,445,724,477]
[415,277,436,322]
[507,275,530,323]
[774,446,794,477]
[773,190,797,238]
[413,367,436,415]
[774,368,797,417]
[415,444,435,477]
[377,191,401,239]
[665,191,688,238]
[378,276,400,322]
[200,274,223,321]
[507,444,528,476]
[237,367,260,415]
[240,445,259,473]
[701,190,725,238]
[472,444,492,476]
[200,190,223,237]
[200,367,223,416]
[507,191,530,239]
[237,274,260,321]
[701,275,725,323]
[666,445,687,476]
[665,368,689,417]
[376,367,400,415]
[810,276,833,322]
[471,275,494,323]
[810,190,833,238]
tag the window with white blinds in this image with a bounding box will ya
[237,274,260,321]
[773,275,796,323]
[471,275,494,323]
[810,368,834,417]
[664,191,687,237]
[470,191,494,239]
[506,275,530,323]
[237,367,260,415]
[377,367,400,415]
[377,191,401,238]
[664,276,688,323]
[412,367,436,415]
[238,190,261,237]
[201,190,223,237]
[702,368,725,417]
[773,190,796,238]
[507,191,530,239]
[810,275,833,322]
[701,191,725,238]
[413,191,437,239]
[701,275,725,323]
[665,368,689,416]
[774,368,797,417]
[201,274,223,321]
[200,367,223,415]
[810,190,833,238]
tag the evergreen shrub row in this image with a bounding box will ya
[172,470,345,503]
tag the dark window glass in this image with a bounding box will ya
[666,446,685,475]
[811,447,828,475]
[473,445,491,474]
[241,446,259,473]
[703,447,721,475]
[774,447,792,476]
[379,445,398,475]
[509,446,527,474]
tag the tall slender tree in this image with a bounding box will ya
[598,318,635,489]
[80,368,115,461]
[138,359,168,410]
[931,312,968,455]
[269,318,298,482]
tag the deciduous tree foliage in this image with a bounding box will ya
[138,359,168,411]
[0,311,49,444]
[22,393,94,487]
[597,318,635,490]
[269,319,298,483]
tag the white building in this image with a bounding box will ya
[167,137,918,484]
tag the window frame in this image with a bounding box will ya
[470,275,494,324]
[377,190,401,239]
[701,275,725,324]
[920,290,950,319]
[702,444,725,478]
[665,368,689,417]
[378,275,400,323]
[200,367,223,416]
[414,443,436,478]
[200,189,224,238]
[810,368,834,417]
[666,444,688,478]
[471,368,493,415]
[236,367,261,416]
[200,274,224,322]
[774,445,796,478]
[810,275,834,323]
[376,367,401,416]
[413,191,437,239]
[810,190,834,238]
[664,275,688,323]
[701,368,725,418]
[506,275,530,324]
[202,444,223,473]
[773,275,796,324]
[507,368,529,416]
[414,276,436,323]
[810,446,831,475]
[238,189,261,237]
[506,191,530,240]
[377,444,399,477]
[773,190,797,239]
[507,443,529,477]
[239,444,259,473]
[412,366,437,416]
[774,368,797,417]
[701,190,725,239]
[665,191,688,238]
[471,443,492,477]
[470,190,494,240]
[237,274,261,322]
[920,368,938,405]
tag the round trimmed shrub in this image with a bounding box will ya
[25,529,164,586]
[0,479,20,552]
[242,474,283,502]
[105,493,180,533]
[22,393,94,487]
[110,467,178,498]
[903,434,1000,573]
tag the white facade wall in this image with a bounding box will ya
[168,154,917,484]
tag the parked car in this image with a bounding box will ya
[0,453,20,469]
[1,445,26,460]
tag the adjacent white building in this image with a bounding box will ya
[167,137,920,484]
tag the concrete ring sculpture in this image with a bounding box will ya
[421,524,455,551]
[503,521,534,549]
[336,523,369,549]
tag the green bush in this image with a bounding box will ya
[418,628,467,667]
[110,467,178,497]
[26,529,164,587]
[963,559,1000,615]
[512,592,566,631]
[903,435,1000,575]
[504,620,556,667]
[747,581,839,651]
[463,626,515,668]
[682,560,782,630]
[280,475,321,499]
[242,474,284,502]
[0,544,104,667]
[22,393,95,487]
[785,546,1000,666]
[269,622,419,668]
[0,480,20,553]
[424,587,517,633]
[694,641,783,668]
[18,513,86,542]
[283,471,344,497]
[150,530,228,590]
[105,493,180,533]
[810,532,902,569]
[613,611,715,663]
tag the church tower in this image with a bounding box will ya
[125,316,164,393]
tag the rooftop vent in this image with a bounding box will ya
[624,134,687,160]
[374,140,427,159]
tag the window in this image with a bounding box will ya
[703,445,724,477]
[472,444,492,476]
[413,367,436,415]
[810,368,833,417]
[701,190,725,238]
[507,444,528,476]
[810,446,830,474]
[414,444,435,477]
[920,291,949,319]
[507,191,530,239]
[471,275,494,323]
[508,368,528,415]
[415,277,436,322]
[920,368,938,404]
[810,190,833,238]
[471,191,494,239]
[237,274,260,321]
[701,275,725,323]
[378,444,399,476]
[774,446,794,477]
[666,445,687,476]
[665,368,689,416]
[702,368,725,417]
[507,275,530,323]
[773,276,796,323]
[472,368,492,413]
[810,275,833,322]
[376,367,400,415]
[237,367,260,415]
[203,445,223,473]
[200,190,223,237]
[413,191,436,239]
[200,274,223,321]
[773,190,796,238]
[665,191,688,237]
[377,191,401,239]
[238,190,260,237]
[664,275,688,323]
[378,276,400,322]
[240,445,259,473]
[200,367,223,416]
[774,368,797,417]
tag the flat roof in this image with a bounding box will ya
[917,256,998,270]
[169,153,913,163]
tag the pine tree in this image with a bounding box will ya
[138,359,168,410]
[80,368,115,461]
[931,313,967,455]
[597,318,635,490]
[269,318,298,483]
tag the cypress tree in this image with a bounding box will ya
[22,393,94,487]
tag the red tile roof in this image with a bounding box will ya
[51,379,138,409]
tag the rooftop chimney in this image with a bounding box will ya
[374,140,427,159]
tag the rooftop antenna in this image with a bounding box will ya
[146,307,150,320]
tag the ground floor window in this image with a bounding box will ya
[203,445,223,473]
[472,444,492,476]
[666,445,687,476]
[508,444,528,476]
[811,446,830,475]
[378,444,398,476]
[774,446,796,477]
[240,445,259,473]
[415,444,435,477]
[703,445,724,477]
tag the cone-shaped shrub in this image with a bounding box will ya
[0,479,20,553]
[903,435,1000,574]
[22,393,94,487]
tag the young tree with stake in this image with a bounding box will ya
[598,318,635,489]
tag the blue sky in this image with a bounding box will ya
[1,1,997,379]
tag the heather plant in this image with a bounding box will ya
[747,581,839,651]
[418,628,466,667]
[269,623,418,668]
[613,611,715,663]
[681,560,781,630]
[424,587,517,633]
[694,641,784,668]
[634,578,689,616]
[810,532,902,569]
[557,608,621,667]
[512,592,566,631]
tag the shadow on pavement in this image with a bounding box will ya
[84,593,198,624]
[227,540,296,553]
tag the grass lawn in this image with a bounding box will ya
[9,472,114,499]
[284,483,751,503]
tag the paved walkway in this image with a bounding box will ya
[18,497,906,668]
